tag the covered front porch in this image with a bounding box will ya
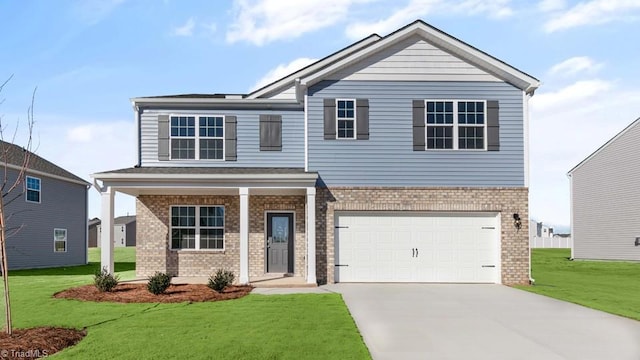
[91,168,318,285]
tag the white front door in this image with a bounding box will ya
[335,212,500,283]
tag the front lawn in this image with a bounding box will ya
[0,248,370,359]
[517,249,640,321]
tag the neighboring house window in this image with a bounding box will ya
[54,228,67,252]
[170,206,224,250]
[170,115,224,160]
[336,99,356,139]
[26,176,41,203]
[425,100,486,150]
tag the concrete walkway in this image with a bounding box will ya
[323,284,640,360]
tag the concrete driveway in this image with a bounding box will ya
[324,284,640,360]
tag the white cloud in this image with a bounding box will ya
[226,0,371,46]
[548,56,603,77]
[345,0,513,39]
[528,80,640,225]
[172,18,196,37]
[251,57,317,91]
[29,117,137,218]
[544,0,640,33]
[538,0,566,12]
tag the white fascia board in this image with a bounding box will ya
[3,162,89,186]
[567,117,640,175]
[131,97,301,109]
[246,34,381,100]
[92,172,317,181]
[300,23,540,94]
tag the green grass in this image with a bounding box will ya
[0,248,370,359]
[516,249,640,321]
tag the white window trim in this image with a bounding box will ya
[424,99,487,151]
[25,175,41,204]
[169,205,226,251]
[169,114,226,161]
[54,228,67,253]
[336,98,357,140]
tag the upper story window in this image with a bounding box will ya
[170,115,224,160]
[26,176,41,203]
[425,100,486,150]
[336,99,356,139]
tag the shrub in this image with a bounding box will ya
[208,269,235,293]
[94,267,119,292]
[147,272,172,295]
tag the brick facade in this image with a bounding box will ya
[136,194,306,279]
[315,187,529,285]
[137,187,529,286]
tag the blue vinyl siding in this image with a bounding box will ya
[141,109,304,167]
[5,169,87,269]
[308,80,525,187]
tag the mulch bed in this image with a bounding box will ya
[53,283,253,303]
[0,327,86,359]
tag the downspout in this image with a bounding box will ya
[295,78,309,172]
[85,184,90,265]
[133,102,142,167]
[524,91,535,285]
[567,172,574,260]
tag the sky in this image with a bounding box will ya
[1,0,640,230]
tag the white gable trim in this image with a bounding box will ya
[567,117,640,175]
[247,34,381,100]
[300,21,540,94]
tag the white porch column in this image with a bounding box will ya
[239,187,249,284]
[100,187,115,274]
[306,187,316,284]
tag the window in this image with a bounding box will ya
[54,228,66,252]
[170,206,224,250]
[170,115,224,160]
[336,99,355,139]
[26,176,41,203]
[425,100,485,150]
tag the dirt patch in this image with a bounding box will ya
[53,283,253,303]
[0,327,86,359]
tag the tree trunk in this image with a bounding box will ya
[0,198,12,335]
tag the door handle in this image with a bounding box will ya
[415,248,418,257]
[412,248,415,257]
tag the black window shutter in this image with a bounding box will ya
[356,99,369,140]
[225,116,237,161]
[260,115,282,151]
[412,100,425,151]
[487,101,499,151]
[323,98,336,140]
[158,115,170,160]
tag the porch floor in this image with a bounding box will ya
[123,275,315,288]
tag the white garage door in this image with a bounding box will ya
[335,212,500,283]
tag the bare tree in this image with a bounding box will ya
[0,75,36,335]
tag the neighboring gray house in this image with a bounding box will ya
[96,216,136,247]
[92,20,540,285]
[88,218,101,247]
[1,141,89,269]
[568,117,640,261]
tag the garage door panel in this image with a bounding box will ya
[335,213,500,283]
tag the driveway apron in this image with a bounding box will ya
[325,284,640,360]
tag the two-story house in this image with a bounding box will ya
[2,140,89,269]
[92,20,539,285]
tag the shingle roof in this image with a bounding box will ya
[0,140,88,184]
[114,215,136,225]
[95,167,310,175]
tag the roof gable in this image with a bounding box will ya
[568,117,640,175]
[249,19,539,100]
[0,140,88,185]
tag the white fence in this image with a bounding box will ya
[530,236,572,248]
